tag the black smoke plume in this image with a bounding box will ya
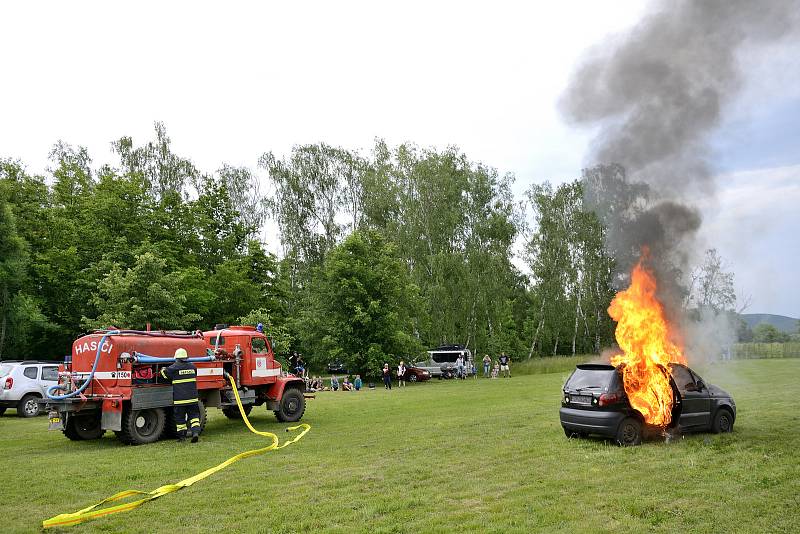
[561,0,800,312]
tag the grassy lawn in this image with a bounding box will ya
[1,358,799,533]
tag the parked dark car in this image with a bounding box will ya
[559,363,736,446]
[326,360,348,375]
[402,365,431,382]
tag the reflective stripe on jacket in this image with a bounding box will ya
[160,361,199,403]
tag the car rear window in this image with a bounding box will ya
[0,364,13,377]
[565,368,618,390]
[24,366,38,379]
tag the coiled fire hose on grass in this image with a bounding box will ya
[42,373,311,529]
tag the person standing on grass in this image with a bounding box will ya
[397,361,407,387]
[354,375,362,391]
[382,363,392,389]
[160,348,201,443]
[499,352,511,378]
[483,354,491,377]
[455,353,465,379]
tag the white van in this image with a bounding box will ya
[413,345,472,379]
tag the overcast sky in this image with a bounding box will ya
[1,1,798,317]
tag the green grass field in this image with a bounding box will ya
[1,358,799,533]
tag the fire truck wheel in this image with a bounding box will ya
[63,413,106,441]
[274,388,305,423]
[616,417,642,446]
[117,407,166,445]
[222,404,252,420]
[17,394,41,417]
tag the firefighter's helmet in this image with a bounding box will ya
[174,348,188,360]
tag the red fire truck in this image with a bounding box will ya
[44,326,307,445]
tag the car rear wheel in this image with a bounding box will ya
[63,412,106,440]
[18,394,41,417]
[712,409,734,433]
[616,417,642,446]
[0,407,6,416]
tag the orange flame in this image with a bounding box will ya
[609,253,686,427]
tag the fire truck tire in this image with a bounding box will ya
[616,417,642,446]
[117,407,166,445]
[162,400,207,439]
[274,388,305,423]
[222,404,252,419]
[17,394,41,417]
[63,413,106,441]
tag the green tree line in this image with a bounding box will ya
[1,123,618,375]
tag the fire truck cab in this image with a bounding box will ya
[44,327,307,445]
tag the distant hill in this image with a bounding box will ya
[741,314,799,334]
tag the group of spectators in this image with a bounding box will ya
[480,352,511,378]
[306,374,363,392]
[299,352,511,393]
[453,352,511,379]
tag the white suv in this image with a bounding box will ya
[0,361,60,417]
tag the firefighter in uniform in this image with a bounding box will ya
[160,348,201,443]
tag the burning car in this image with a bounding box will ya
[559,362,736,445]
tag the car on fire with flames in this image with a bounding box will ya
[559,363,736,445]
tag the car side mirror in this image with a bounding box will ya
[696,380,705,390]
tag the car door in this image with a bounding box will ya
[688,368,713,428]
[22,366,39,397]
[670,364,711,429]
[40,366,59,396]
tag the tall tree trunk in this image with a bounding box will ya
[572,289,582,356]
[0,287,8,360]
[527,299,546,359]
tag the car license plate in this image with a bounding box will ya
[570,395,592,404]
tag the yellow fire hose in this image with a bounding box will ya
[43,375,311,529]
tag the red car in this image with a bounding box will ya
[400,365,431,382]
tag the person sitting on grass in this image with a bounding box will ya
[331,375,340,391]
[354,375,363,391]
[342,377,354,391]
